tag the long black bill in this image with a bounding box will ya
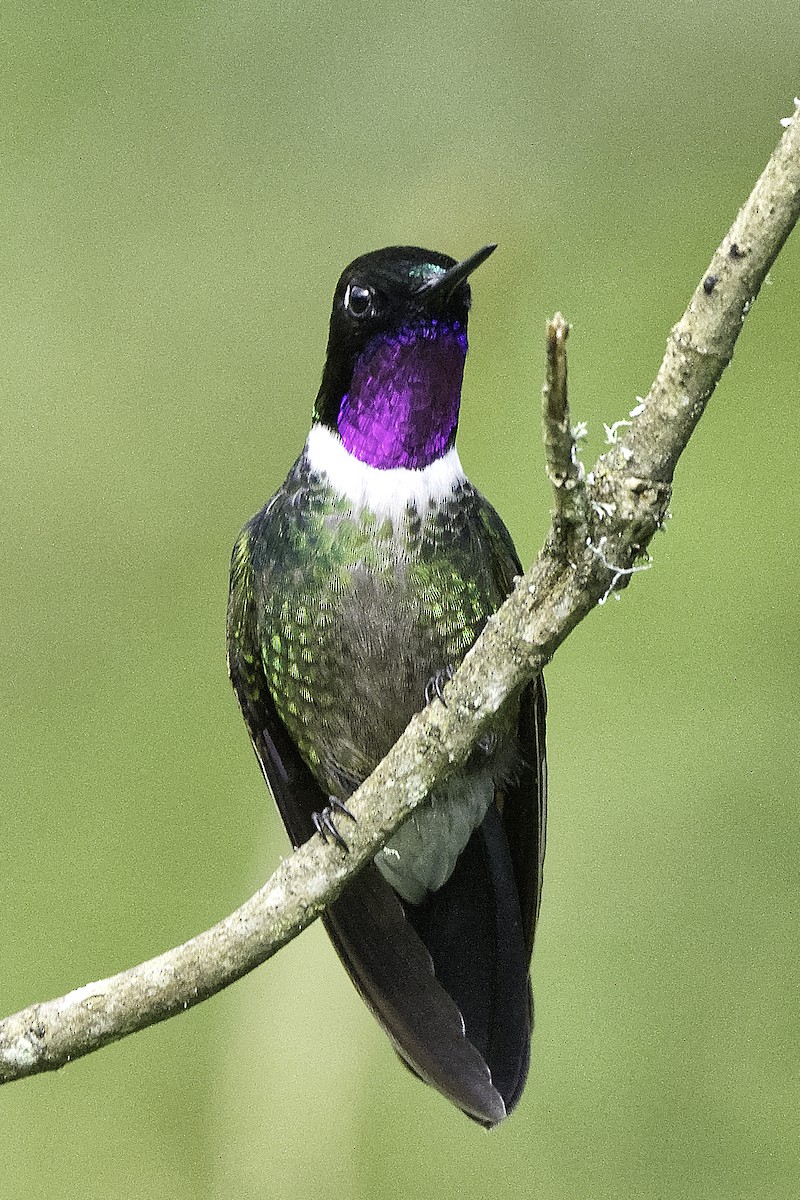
[415,243,497,303]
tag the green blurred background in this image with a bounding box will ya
[2,3,798,1197]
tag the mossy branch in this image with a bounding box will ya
[2,104,799,1086]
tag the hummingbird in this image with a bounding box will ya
[226,244,546,1126]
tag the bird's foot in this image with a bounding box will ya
[424,664,455,707]
[476,730,498,757]
[312,797,357,852]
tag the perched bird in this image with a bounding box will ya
[227,244,546,1126]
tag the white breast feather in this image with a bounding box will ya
[305,423,466,524]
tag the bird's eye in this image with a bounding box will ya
[344,283,374,318]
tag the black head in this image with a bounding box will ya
[314,244,496,427]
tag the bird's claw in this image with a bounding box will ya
[312,796,357,852]
[424,664,455,707]
[477,730,498,757]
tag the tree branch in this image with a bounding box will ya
[2,105,799,1086]
[542,312,589,554]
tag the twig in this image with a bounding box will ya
[2,106,799,1086]
[542,313,588,552]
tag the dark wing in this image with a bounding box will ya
[399,498,547,1118]
[227,523,519,1125]
[502,676,547,963]
[476,495,548,960]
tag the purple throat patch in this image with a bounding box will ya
[337,321,468,470]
